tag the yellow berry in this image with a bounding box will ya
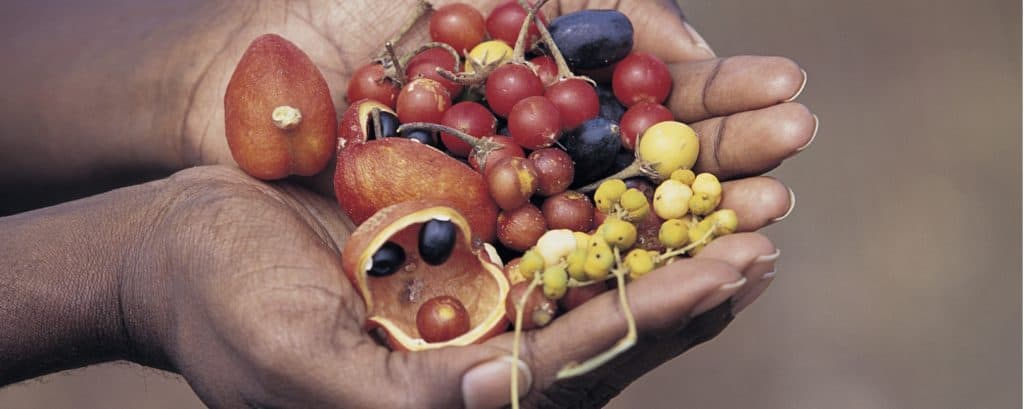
[594,179,627,213]
[688,192,720,216]
[573,232,591,251]
[464,40,512,73]
[636,121,699,177]
[688,219,714,255]
[584,237,614,281]
[670,169,696,185]
[691,173,722,196]
[658,219,689,248]
[653,179,693,220]
[619,188,650,221]
[600,218,638,250]
[542,266,569,300]
[566,248,589,281]
[519,249,545,279]
[625,248,656,279]
[707,209,738,236]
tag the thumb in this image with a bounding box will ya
[381,344,531,409]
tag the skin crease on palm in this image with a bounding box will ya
[0,0,815,408]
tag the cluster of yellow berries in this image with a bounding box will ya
[509,171,738,302]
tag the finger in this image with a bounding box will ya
[669,56,807,123]
[720,176,795,231]
[488,258,744,392]
[692,102,818,179]
[694,233,778,313]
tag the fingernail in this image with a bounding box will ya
[796,114,819,152]
[690,277,746,318]
[753,248,781,265]
[771,188,796,223]
[761,271,777,280]
[683,22,716,58]
[784,69,808,102]
[462,356,532,409]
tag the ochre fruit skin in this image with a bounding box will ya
[225,34,337,180]
[335,138,498,242]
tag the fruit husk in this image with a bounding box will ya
[225,34,337,180]
[335,137,499,242]
[341,199,510,350]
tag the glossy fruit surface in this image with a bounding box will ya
[613,52,673,106]
[225,34,337,180]
[485,156,539,211]
[597,86,626,121]
[335,137,498,241]
[417,295,472,343]
[347,62,398,108]
[341,200,509,350]
[485,64,545,118]
[441,101,498,157]
[397,78,452,124]
[497,204,548,251]
[542,191,595,232]
[563,117,622,187]
[545,79,600,131]
[468,135,525,172]
[548,10,634,70]
[406,59,463,98]
[529,148,574,196]
[620,102,673,150]
[419,219,458,265]
[430,3,487,53]
[339,99,397,147]
[530,55,559,87]
[487,0,547,47]
[508,96,562,149]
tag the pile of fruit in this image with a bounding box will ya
[223,0,737,404]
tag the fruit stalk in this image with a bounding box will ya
[511,276,542,409]
[397,122,503,168]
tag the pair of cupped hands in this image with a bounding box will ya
[149,0,816,407]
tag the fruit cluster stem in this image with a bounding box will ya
[556,247,637,379]
[577,159,661,193]
[511,276,542,409]
[657,221,719,262]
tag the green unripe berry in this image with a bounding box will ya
[691,173,722,196]
[542,266,569,300]
[594,179,627,213]
[519,249,545,279]
[619,188,650,221]
[625,249,656,279]
[670,169,696,185]
[688,219,714,255]
[600,218,638,250]
[653,179,693,220]
[658,218,689,248]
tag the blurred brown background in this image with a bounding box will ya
[1,0,1019,408]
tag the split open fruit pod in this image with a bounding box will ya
[341,199,510,350]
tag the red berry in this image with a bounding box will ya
[545,79,600,130]
[469,135,525,172]
[508,96,561,149]
[430,3,487,53]
[529,148,574,196]
[407,48,463,97]
[486,1,547,47]
[485,64,545,118]
[440,101,497,157]
[619,102,673,150]
[396,78,452,124]
[416,295,471,343]
[613,52,673,106]
[530,56,559,87]
[541,191,595,232]
[347,63,398,108]
[486,156,539,211]
[497,204,547,251]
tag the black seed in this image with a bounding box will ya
[368,110,400,140]
[419,219,457,266]
[368,241,405,277]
